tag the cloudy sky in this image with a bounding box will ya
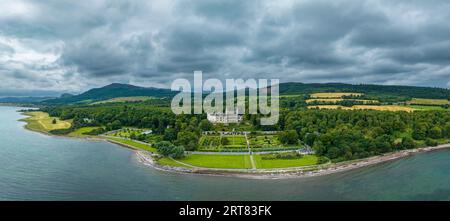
[1,0,450,95]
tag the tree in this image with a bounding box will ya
[154,141,185,159]
[199,119,213,131]
[221,137,229,145]
[444,122,450,138]
[163,128,177,141]
[52,119,57,124]
[425,138,438,147]
[278,130,299,145]
[169,146,185,159]
[374,134,393,153]
[401,137,416,149]
[175,131,199,151]
[304,133,318,146]
[428,126,442,139]
[412,123,428,140]
[312,140,326,155]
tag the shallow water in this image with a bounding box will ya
[0,106,449,200]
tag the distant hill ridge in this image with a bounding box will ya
[40,82,450,105]
[42,83,177,104]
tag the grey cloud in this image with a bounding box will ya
[1,0,450,94]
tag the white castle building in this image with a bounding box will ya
[207,109,243,124]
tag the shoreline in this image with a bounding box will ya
[18,111,450,180]
[135,143,450,179]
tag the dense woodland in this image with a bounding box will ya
[279,82,450,100]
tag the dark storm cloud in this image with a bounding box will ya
[1,0,450,94]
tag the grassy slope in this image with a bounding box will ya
[157,157,191,168]
[108,137,157,153]
[21,111,71,133]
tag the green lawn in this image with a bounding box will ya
[108,137,156,153]
[254,154,319,169]
[157,157,191,168]
[177,154,252,169]
[68,127,100,137]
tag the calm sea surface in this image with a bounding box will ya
[0,106,449,200]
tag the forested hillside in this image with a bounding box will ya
[42,83,177,105]
[279,82,450,99]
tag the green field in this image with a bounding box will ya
[167,153,319,169]
[157,157,191,168]
[254,154,319,169]
[407,98,450,106]
[68,127,100,137]
[409,105,448,111]
[177,154,252,169]
[21,111,72,133]
[107,137,156,153]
